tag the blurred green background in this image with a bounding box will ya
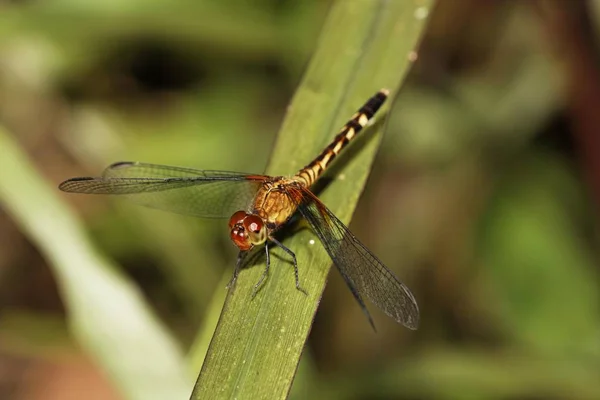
[1,0,600,399]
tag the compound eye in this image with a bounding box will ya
[229,210,247,229]
[230,225,253,251]
[244,214,264,233]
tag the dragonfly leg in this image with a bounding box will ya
[227,251,248,290]
[251,244,270,298]
[270,237,308,295]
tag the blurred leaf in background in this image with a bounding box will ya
[1,0,600,399]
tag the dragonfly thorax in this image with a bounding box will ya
[228,210,267,251]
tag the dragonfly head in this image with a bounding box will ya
[228,211,267,251]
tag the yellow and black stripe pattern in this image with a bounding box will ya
[295,89,389,187]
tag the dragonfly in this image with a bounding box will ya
[59,89,419,330]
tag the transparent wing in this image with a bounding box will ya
[294,188,419,330]
[59,161,267,219]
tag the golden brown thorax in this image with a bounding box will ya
[252,178,302,229]
[227,178,302,251]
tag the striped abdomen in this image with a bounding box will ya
[295,89,389,187]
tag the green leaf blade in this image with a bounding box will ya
[0,128,191,400]
[192,0,434,399]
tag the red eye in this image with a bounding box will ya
[244,214,264,233]
[230,226,252,251]
[229,210,247,229]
